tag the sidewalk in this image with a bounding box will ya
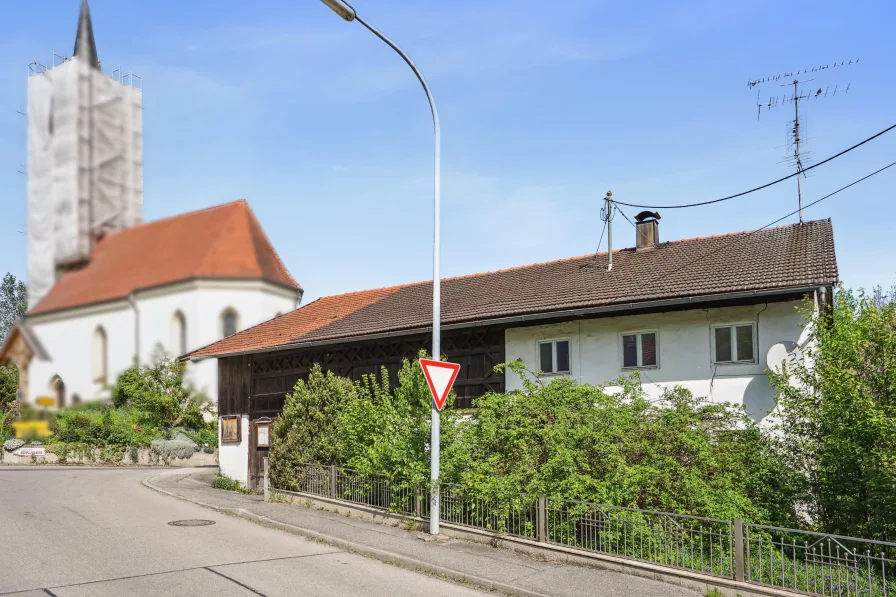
[144,468,700,597]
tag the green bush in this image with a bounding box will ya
[269,364,358,490]
[53,406,161,447]
[111,352,213,429]
[338,352,461,485]
[771,285,896,540]
[212,473,260,495]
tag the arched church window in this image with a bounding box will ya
[49,375,66,409]
[221,308,239,339]
[92,326,107,383]
[170,311,187,355]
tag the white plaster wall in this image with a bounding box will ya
[218,415,249,484]
[504,300,811,423]
[28,303,134,404]
[25,280,296,409]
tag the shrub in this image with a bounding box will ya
[442,362,798,524]
[269,364,359,490]
[53,406,160,447]
[212,473,260,495]
[337,352,461,486]
[111,352,213,430]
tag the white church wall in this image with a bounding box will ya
[24,280,296,410]
[504,299,810,423]
[27,301,134,405]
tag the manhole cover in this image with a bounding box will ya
[168,519,216,527]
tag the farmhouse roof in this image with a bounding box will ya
[188,219,838,360]
[28,200,300,316]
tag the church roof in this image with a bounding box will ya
[28,200,300,316]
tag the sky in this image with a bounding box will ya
[0,0,894,304]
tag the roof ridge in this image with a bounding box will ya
[309,220,832,302]
[103,200,249,239]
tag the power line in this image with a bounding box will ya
[640,158,896,286]
[612,122,896,210]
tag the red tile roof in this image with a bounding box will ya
[189,219,838,359]
[28,200,300,315]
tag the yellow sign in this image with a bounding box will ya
[35,395,56,408]
[12,421,52,438]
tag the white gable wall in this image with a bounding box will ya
[25,279,297,408]
[504,299,812,423]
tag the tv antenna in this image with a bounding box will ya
[748,59,857,223]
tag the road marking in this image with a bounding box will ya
[204,568,268,597]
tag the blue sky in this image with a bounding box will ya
[0,0,893,303]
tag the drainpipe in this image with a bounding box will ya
[128,293,140,365]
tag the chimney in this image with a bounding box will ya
[634,211,660,249]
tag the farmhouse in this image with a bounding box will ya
[188,216,838,487]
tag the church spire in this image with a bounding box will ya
[72,0,100,69]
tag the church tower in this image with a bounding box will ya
[26,0,143,308]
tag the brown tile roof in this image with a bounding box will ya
[189,219,838,359]
[29,200,300,315]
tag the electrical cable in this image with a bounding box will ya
[638,158,896,286]
[612,123,896,210]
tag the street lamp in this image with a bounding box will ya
[320,0,443,535]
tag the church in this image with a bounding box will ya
[0,1,301,408]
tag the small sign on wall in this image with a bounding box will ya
[256,420,271,448]
[221,416,241,443]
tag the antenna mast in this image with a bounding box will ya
[749,59,857,223]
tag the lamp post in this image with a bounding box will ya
[320,0,442,535]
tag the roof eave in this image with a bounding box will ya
[189,283,832,362]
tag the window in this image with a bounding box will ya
[712,323,756,364]
[170,311,187,355]
[92,326,107,382]
[536,339,570,374]
[621,331,658,369]
[221,308,239,338]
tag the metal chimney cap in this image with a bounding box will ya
[634,210,661,223]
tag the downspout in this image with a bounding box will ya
[128,293,140,365]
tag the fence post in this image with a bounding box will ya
[734,519,745,582]
[415,493,422,518]
[537,495,547,543]
[263,457,270,502]
[329,464,337,499]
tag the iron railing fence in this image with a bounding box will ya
[272,464,896,597]
[745,524,896,597]
[440,484,539,540]
[546,497,734,578]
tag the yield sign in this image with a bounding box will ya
[420,359,461,411]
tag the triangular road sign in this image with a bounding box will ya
[420,359,461,411]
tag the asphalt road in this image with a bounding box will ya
[0,467,489,597]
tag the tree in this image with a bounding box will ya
[110,351,212,429]
[0,273,27,343]
[770,285,896,541]
[268,364,359,490]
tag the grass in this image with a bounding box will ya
[212,474,262,495]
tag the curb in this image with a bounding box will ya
[142,471,551,597]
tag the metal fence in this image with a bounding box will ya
[272,464,896,597]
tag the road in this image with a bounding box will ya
[0,467,488,597]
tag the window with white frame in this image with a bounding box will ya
[221,308,239,339]
[712,323,756,364]
[536,339,570,374]
[620,331,658,369]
